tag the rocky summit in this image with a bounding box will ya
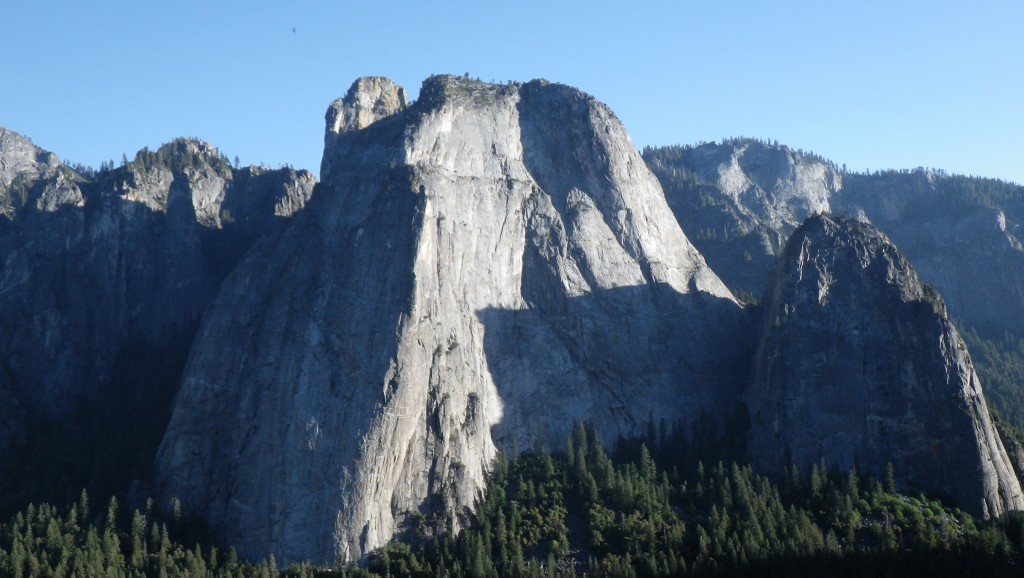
[0,128,85,218]
[748,214,1024,518]
[644,139,842,298]
[155,75,746,564]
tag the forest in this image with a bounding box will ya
[3,421,1022,577]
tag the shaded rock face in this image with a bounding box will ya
[0,135,316,414]
[0,137,316,513]
[834,171,1024,340]
[0,367,26,482]
[644,140,841,298]
[0,133,318,510]
[749,215,1024,518]
[156,75,744,564]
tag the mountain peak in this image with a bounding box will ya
[158,74,740,564]
[0,128,62,189]
[750,214,1024,518]
[0,128,82,218]
[123,138,232,178]
[325,76,408,138]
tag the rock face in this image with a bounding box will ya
[749,214,1024,518]
[0,128,84,218]
[645,142,1024,342]
[644,140,841,298]
[0,367,26,482]
[325,77,408,139]
[0,131,316,506]
[6,78,1023,566]
[835,170,1024,340]
[0,135,316,413]
[156,75,744,564]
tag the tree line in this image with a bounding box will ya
[9,417,1022,577]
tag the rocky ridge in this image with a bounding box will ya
[156,75,744,564]
[836,170,1024,340]
[749,215,1024,518]
[0,131,316,506]
[644,140,842,298]
[644,141,1024,342]
[0,135,316,411]
[0,128,84,219]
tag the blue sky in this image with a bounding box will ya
[3,1,1022,184]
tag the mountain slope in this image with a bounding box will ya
[4,82,1023,567]
[645,142,1024,340]
[836,170,1024,339]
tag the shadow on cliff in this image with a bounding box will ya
[0,173,311,518]
[462,81,761,459]
[475,282,755,452]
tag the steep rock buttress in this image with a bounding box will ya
[748,215,1024,518]
[156,76,744,564]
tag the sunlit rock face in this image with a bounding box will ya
[0,128,84,218]
[644,140,842,298]
[155,77,1024,566]
[324,76,408,139]
[749,214,1024,519]
[156,75,744,564]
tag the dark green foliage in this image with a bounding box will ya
[0,336,194,519]
[355,423,1023,577]
[3,422,1022,576]
[0,492,268,578]
[960,324,1024,433]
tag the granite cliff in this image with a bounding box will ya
[0,130,315,505]
[156,75,745,564]
[3,78,1024,567]
[837,170,1024,340]
[0,128,84,219]
[644,140,841,299]
[155,78,1024,563]
[646,140,1024,438]
[749,214,1024,518]
[644,140,1024,342]
[0,369,24,483]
